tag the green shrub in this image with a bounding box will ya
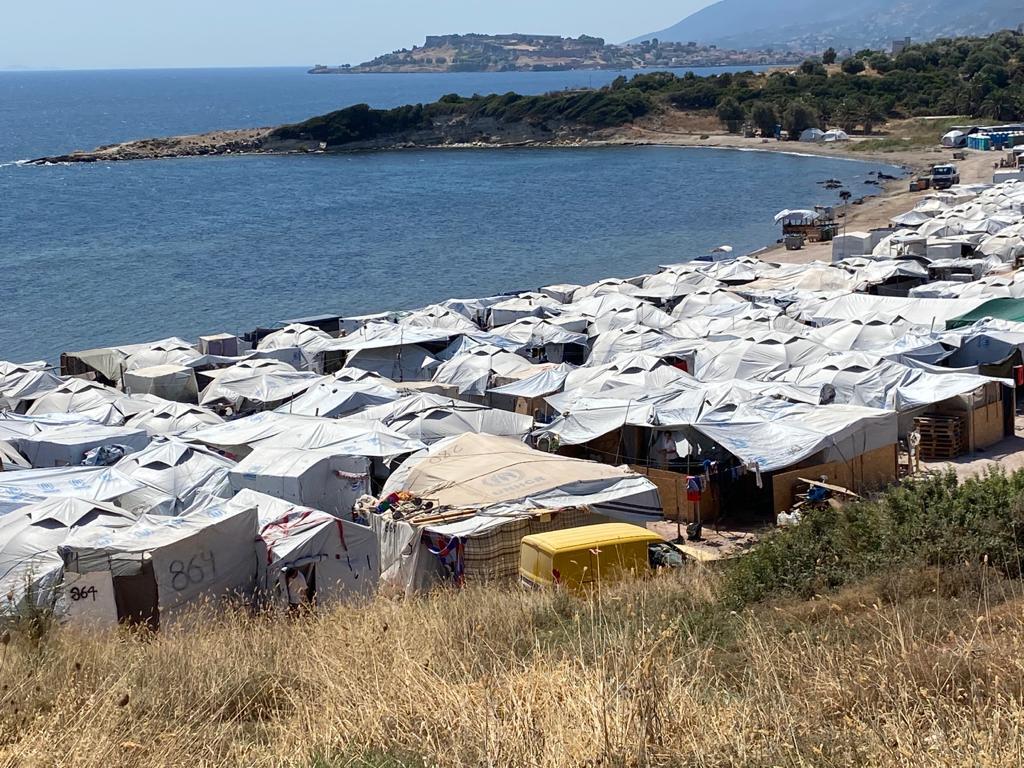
[723,469,1024,609]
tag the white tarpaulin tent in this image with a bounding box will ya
[941,130,967,148]
[187,412,427,459]
[0,363,62,410]
[125,400,224,436]
[26,379,147,426]
[228,490,379,605]
[488,362,577,399]
[0,496,138,616]
[276,377,400,418]
[229,447,370,516]
[342,394,535,445]
[382,433,662,522]
[200,369,325,413]
[59,500,259,626]
[768,353,1003,412]
[693,400,898,472]
[431,348,537,396]
[122,364,199,403]
[15,423,151,468]
[0,466,142,517]
[114,438,235,515]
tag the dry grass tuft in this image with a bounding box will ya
[2,566,1024,767]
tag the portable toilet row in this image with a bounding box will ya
[968,134,992,151]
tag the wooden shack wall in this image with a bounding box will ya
[630,466,720,523]
[770,444,898,514]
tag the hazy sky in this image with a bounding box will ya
[1,1,710,70]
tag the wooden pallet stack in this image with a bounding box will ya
[915,415,965,460]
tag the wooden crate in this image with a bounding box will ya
[915,415,965,460]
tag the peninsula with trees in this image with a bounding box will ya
[309,33,803,74]
[34,32,1024,164]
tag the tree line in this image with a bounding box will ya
[274,31,1023,147]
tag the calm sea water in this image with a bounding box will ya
[0,67,900,363]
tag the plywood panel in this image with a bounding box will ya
[973,401,1004,450]
[770,445,897,514]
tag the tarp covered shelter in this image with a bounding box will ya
[275,377,400,418]
[187,412,427,459]
[342,393,535,445]
[382,433,662,522]
[125,400,224,436]
[122,364,199,403]
[0,466,142,516]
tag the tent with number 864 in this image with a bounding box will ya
[57,498,259,629]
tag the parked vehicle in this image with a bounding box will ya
[931,164,960,189]
[519,523,684,592]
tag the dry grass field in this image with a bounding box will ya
[2,563,1023,768]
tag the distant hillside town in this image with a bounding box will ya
[309,33,806,74]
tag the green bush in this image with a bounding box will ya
[723,469,1024,608]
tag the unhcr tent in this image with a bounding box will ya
[0,497,138,617]
[229,490,379,605]
[58,501,259,627]
[114,438,235,515]
[342,393,535,445]
[229,447,370,516]
[187,412,427,460]
[15,423,150,468]
[0,466,142,517]
[275,377,399,418]
[382,433,662,522]
[125,400,224,436]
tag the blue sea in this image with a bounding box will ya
[0,67,901,363]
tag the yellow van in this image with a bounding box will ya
[519,523,684,591]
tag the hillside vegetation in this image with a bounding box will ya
[273,32,1024,149]
[5,470,1024,766]
[633,0,1023,52]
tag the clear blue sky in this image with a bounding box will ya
[0,1,710,70]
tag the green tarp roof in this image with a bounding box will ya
[948,298,1024,328]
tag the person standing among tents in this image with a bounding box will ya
[284,567,310,613]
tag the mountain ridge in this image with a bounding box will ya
[632,0,1023,51]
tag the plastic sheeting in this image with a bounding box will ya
[275,378,400,418]
[122,365,199,403]
[694,401,898,472]
[0,497,137,616]
[237,489,379,604]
